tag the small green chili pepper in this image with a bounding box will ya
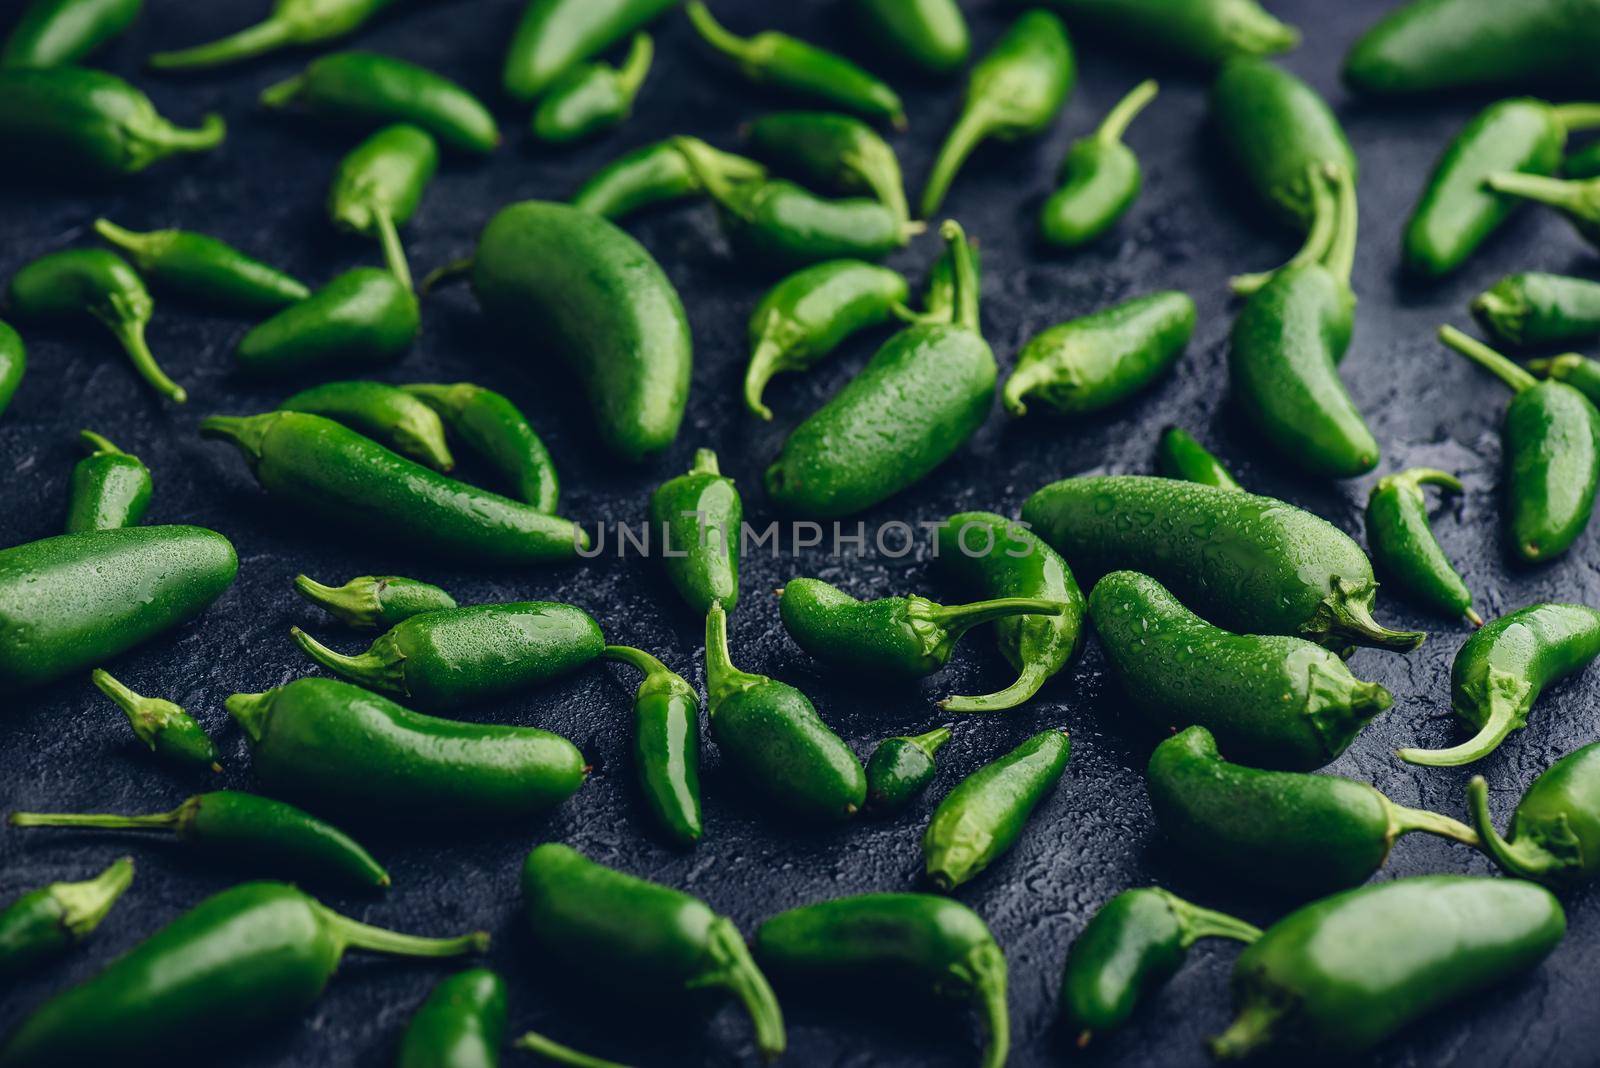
[0,321,23,419]
[1567,139,1600,179]
[229,677,587,823]
[852,0,968,75]
[1040,79,1158,248]
[291,601,604,710]
[502,0,677,102]
[403,382,559,511]
[328,122,438,291]
[201,411,586,563]
[92,218,309,313]
[0,525,236,692]
[399,969,508,1068]
[147,0,399,70]
[1439,325,1600,562]
[1,0,141,68]
[260,50,500,155]
[513,1031,628,1067]
[0,857,132,984]
[1003,289,1194,416]
[235,268,419,376]
[522,843,785,1059]
[532,33,653,144]
[1148,725,1478,895]
[1474,272,1600,348]
[1470,741,1600,887]
[755,892,1007,1068]
[865,726,951,812]
[686,3,904,129]
[920,9,1075,217]
[1060,886,1260,1047]
[1155,426,1241,489]
[650,448,741,615]
[1209,876,1564,1060]
[1398,602,1600,767]
[10,789,388,893]
[0,881,486,1066]
[603,645,702,846]
[571,136,765,220]
[294,573,457,629]
[1366,468,1480,624]
[280,379,454,472]
[742,259,910,420]
[90,668,219,771]
[65,429,150,532]
[8,247,185,402]
[1485,170,1600,250]
[704,602,866,822]
[1039,0,1297,66]
[923,727,1068,890]
[1528,353,1600,408]
[1092,572,1392,770]
[744,111,909,226]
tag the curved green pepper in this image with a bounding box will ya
[650,448,740,614]
[1485,170,1600,250]
[93,218,309,313]
[403,381,559,511]
[1470,741,1600,887]
[571,136,764,220]
[1155,426,1241,489]
[0,858,132,984]
[532,33,653,144]
[235,267,419,376]
[1474,272,1600,348]
[0,321,22,419]
[502,0,678,103]
[328,122,437,291]
[294,573,456,629]
[91,668,218,771]
[865,726,950,812]
[603,645,702,846]
[744,110,909,226]
[280,379,453,472]
[148,0,400,70]
[1366,468,1479,624]
[1037,0,1296,66]
[398,969,508,1068]
[853,0,967,75]
[1,0,141,69]
[65,429,150,532]
[1040,79,1158,248]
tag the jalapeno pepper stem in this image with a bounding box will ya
[615,34,655,98]
[685,3,754,61]
[1487,172,1600,220]
[1526,353,1586,380]
[291,627,406,695]
[1312,577,1425,652]
[372,209,414,292]
[294,575,382,627]
[963,941,1010,1068]
[1157,889,1262,946]
[1439,324,1537,393]
[1209,1002,1282,1061]
[921,106,990,218]
[419,257,473,295]
[79,429,125,456]
[908,725,954,756]
[9,808,182,832]
[921,597,1064,644]
[101,316,186,403]
[92,219,161,265]
[257,72,308,109]
[941,659,1055,713]
[1550,104,1600,132]
[1397,668,1529,767]
[938,220,980,331]
[514,1031,632,1068]
[1466,775,1553,881]
[1094,79,1159,146]
[1389,466,1463,495]
[313,901,489,958]
[48,857,135,939]
[140,112,227,156]
[1225,3,1300,54]
[199,413,273,466]
[1230,163,1337,295]
[1321,162,1359,288]
[601,644,671,678]
[743,337,788,420]
[90,668,176,749]
[1386,798,1479,847]
[147,17,296,70]
[225,688,275,742]
[688,916,786,1060]
[704,603,766,706]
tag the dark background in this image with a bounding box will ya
[2,0,1598,1064]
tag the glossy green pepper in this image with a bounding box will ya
[260,50,500,154]
[851,0,966,75]
[1209,876,1564,1059]
[686,3,904,129]
[0,321,22,419]
[742,259,910,420]
[234,267,419,376]
[1439,325,1600,562]
[294,573,457,629]
[1060,886,1259,1046]
[603,645,702,846]
[0,858,132,984]
[0,526,236,692]
[934,511,1086,712]
[1092,572,1392,770]
[148,0,400,70]
[532,33,653,144]
[744,111,909,226]
[1148,725,1478,895]
[403,382,559,511]
[650,448,740,615]
[865,726,950,812]
[1366,468,1479,624]
[93,218,309,313]
[8,247,186,402]
[766,221,993,516]
[921,9,1075,217]
[0,67,223,179]
[1485,170,1600,250]
[1399,603,1600,767]
[1023,475,1422,653]
[1155,426,1241,489]
[398,969,508,1068]
[65,429,150,532]
[1474,272,1600,348]
[1040,0,1295,66]
[521,843,785,1059]
[502,0,677,102]
[90,668,219,771]
[1567,139,1600,179]
[228,677,587,823]
[1,0,141,68]
[755,892,1007,1068]
[201,411,586,564]
[10,789,388,893]
[1040,79,1158,247]
[704,602,865,822]
[571,136,764,220]
[1003,289,1193,416]
[1527,353,1600,409]
[291,601,604,709]
[1470,741,1600,887]
[280,379,453,471]
[0,882,485,1066]
[328,122,437,291]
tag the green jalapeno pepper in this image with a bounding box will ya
[260,50,500,155]
[1527,353,1600,410]
[90,668,219,771]
[93,218,309,313]
[228,677,587,823]
[744,111,909,227]
[147,0,400,70]
[1567,139,1600,179]
[328,123,437,291]
[852,0,967,75]
[65,429,150,532]
[1148,725,1478,895]
[0,525,236,692]
[1155,426,1241,489]
[1485,170,1600,250]
[532,33,653,144]
[10,789,388,893]
[0,321,22,419]
[704,602,865,822]
[1060,886,1259,1046]
[602,645,702,846]
[1398,603,1600,767]
[291,601,604,710]
[1003,289,1193,416]
[686,3,904,129]
[1040,0,1296,66]
[0,857,132,984]
[503,0,677,102]
[294,573,457,629]
[571,136,764,220]
[1209,876,1565,1060]
[521,843,785,1059]
[8,247,186,402]
[923,727,1068,890]
[280,379,454,472]
[0,881,486,1066]
[865,726,950,812]
[1366,468,1480,624]
[756,892,1007,1068]
[514,1032,628,1067]
[234,267,419,375]
[1,0,141,68]
[921,9,1074,217]
[766,221,993,516]
[1040,79,1158,248]
[403,382,559,511]
[650,448,740,615]
[399,969,508,1068]
[1474,272,1600,348]
[742,259,910,420]
[1470,741,1600,887]
[201,411,586,564]
[1439,325,1600,562]
[1093,572,1392,770]
[934,511,1086,713]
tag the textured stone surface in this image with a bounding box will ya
[2,0,1598,1065]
